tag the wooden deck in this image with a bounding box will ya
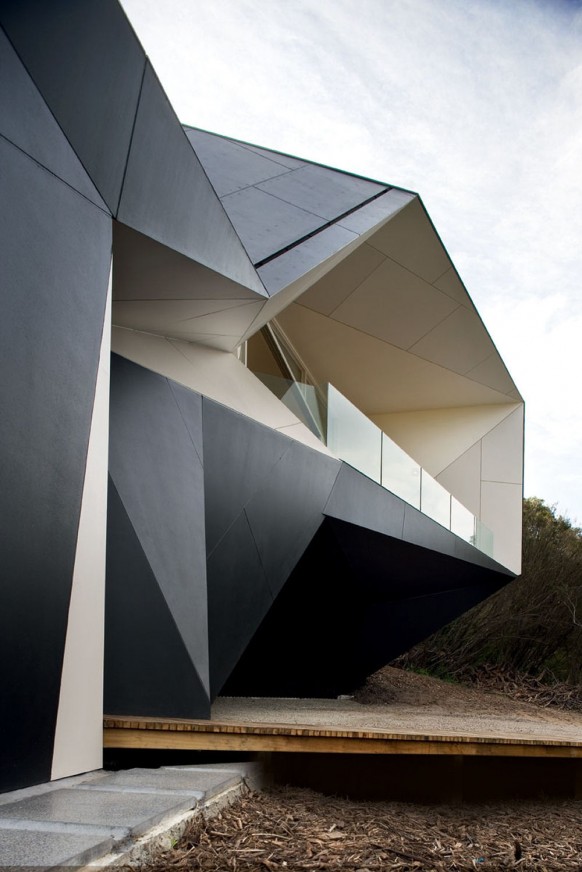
[103,714,582,758]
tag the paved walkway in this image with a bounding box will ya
[0,762,259,869]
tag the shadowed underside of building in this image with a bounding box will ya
[0,0,523,793]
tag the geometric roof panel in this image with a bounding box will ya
[117,63,263,296]
[256,163,385,222]
[184,127,297,197]
[220,185,327,263]
[186,127,390,266]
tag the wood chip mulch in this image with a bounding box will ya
[143,786,582,871]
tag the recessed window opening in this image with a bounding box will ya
[246,321,327,439]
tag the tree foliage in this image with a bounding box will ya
[402,497,582,683]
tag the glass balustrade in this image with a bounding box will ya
[253,372,326,440]
[381,432,421,509]
[252,370,494,558]
[420,470,452,528]
[451,497,476,544]
[474,518,495,558]
[327,385,382,483]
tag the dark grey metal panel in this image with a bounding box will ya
[257,164,386,221]
[108,354,209,693]
[244,441,341,597]
[257,224,357,296]
[325,464,508,576]
[235,141,306,170]
[402,503,457,558]
[105,480,210,719]
[454,536,514,576]
[220,186,326,264]
[0,0,145,213]
[0,27,107,211]
[185,128,292,197]
[356,584,503,680]
[207,512,273,698]
[326,518,492,599]
[113,223,264,303]
[0,138,111,792]
[323,464,405,539]
[224,518,508,699]
[222,521,362,698]
[201,399,291,555]
[167,381,204,467]
[117,63,263,295]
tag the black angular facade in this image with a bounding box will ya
[1,0,523,794]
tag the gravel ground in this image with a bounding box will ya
[144,785,582,871]
[138,672,582,870]
[212,670,582,743]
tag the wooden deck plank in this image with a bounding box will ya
[103,715,582,758]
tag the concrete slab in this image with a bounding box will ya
[0,826,113,870]
[81,767,239,799]
[0,763,260,868]
[164,761,267,789]
[0,787,198,837]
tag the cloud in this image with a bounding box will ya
[121,0,582,520]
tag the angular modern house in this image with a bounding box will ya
[0,0,524,794]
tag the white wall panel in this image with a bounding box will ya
[372,404,519,476]
[436,442,482,517]
[481,406,524,484]
[481,481,523,574]
[51,270,111,780]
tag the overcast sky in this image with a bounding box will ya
[122,0,582,524]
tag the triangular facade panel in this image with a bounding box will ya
[0,0,524,796]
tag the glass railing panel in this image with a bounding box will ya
[420,470,451,528]
[327,384,382,483]
[381,433,421,509]
[254,373,325,440]
[474,519,495,558]
[451,497,475,543]
[252,369,495,558]
[297,382,327,440]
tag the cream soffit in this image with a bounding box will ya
[277,304,519,413]
[371,404,521,476]
[113,194,521,410]
[111,191,415,353]
[236,189,416,345]
[278,197,522,410]
[112,222,267,352]
[367,196,453,283]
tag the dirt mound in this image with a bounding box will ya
[354,666,538,716]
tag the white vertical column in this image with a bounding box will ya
[51,266,111,780]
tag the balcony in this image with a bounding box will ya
[254,372,494,558]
